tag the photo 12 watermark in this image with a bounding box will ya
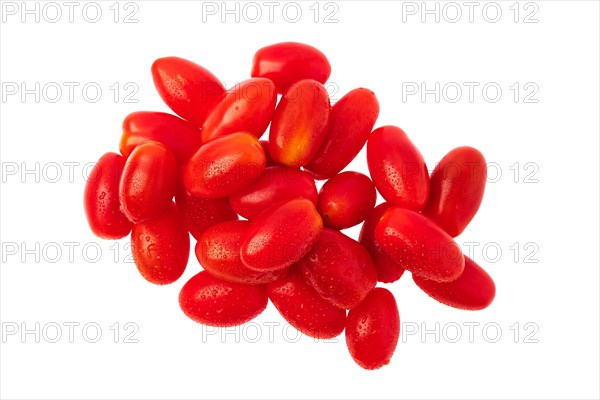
[1,321,140,344]
[1,241,135,265]
[400,82,540,104]
[1,1,140,24]
[199,1,340,24]
[401,321,540,344]
[1,82,140,104]
[400,1,540,24]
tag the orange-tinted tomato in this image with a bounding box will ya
[269,79,330,167]
[196,221,287,285]
[306,88,379,180]
[375,207,464,282]
[298,228,377,309]
[229,166,318,220]
[131,202,189,285]
[317,171,376,230]
[175,183,238,240]
[251,42,331,93]
[84,152,132,239]
[423,146,487,237]
[240,199,323,272]
[183,132,266,199]
[151,57,224,127]
[120,111,202,163]
[346,288,400,370]
[268,271,346,339]
[179,271,268,327]
[413,256,496,310]
[119,142,177,223]
[358,203,405,283]
[367,126,430,211]
[201,78,277,144]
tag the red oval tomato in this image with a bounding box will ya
[175,183,238,240]
[196,221,287,285]
[131,202,189,285]
[120,111,202,163]
[151,56,224,127]
[298,228,377,309]
[119,141,177,223]
[423,146,487,237]
[201,78,277,144]
[229,166,318,220]
[346,288,400,370]
[413,256,496,310]
[269,79,330,167]
[317,171,376,230]
[358,203,405,283]
[375,207,464,282]
[183,132,266,199]
[84,152,132,239]
[367,126,430,211]
[251,42,331,93]
[306,88,379,180]
[179,271,268,327]
[267,270,346,339]
[240,198,323,272]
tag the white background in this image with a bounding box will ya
[1,1,599,399]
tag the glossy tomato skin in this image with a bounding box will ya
[306,88,379,180]
[298,228,377,309]
[151,57,224,127]
[346,288,400,370]
[131,202,189,285]
[120,111,202,163]
[251,42,331,93]
[317,171,376,230]
[119,141,177,223]
[413,256,496,310]
[84,153,132,239]
[240,198,323,272]
[183,132,266,199]
[229,166,318,220]
[175,183,238,240]
[201,78,277,144]
[267,271,346,339]
[375,207,464,282]
[196,221,288,285]
[269,79,330,167]
[358,203,405,283]
[179,271,268,327]
[367,126,430,211]
[423,146,487,237]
